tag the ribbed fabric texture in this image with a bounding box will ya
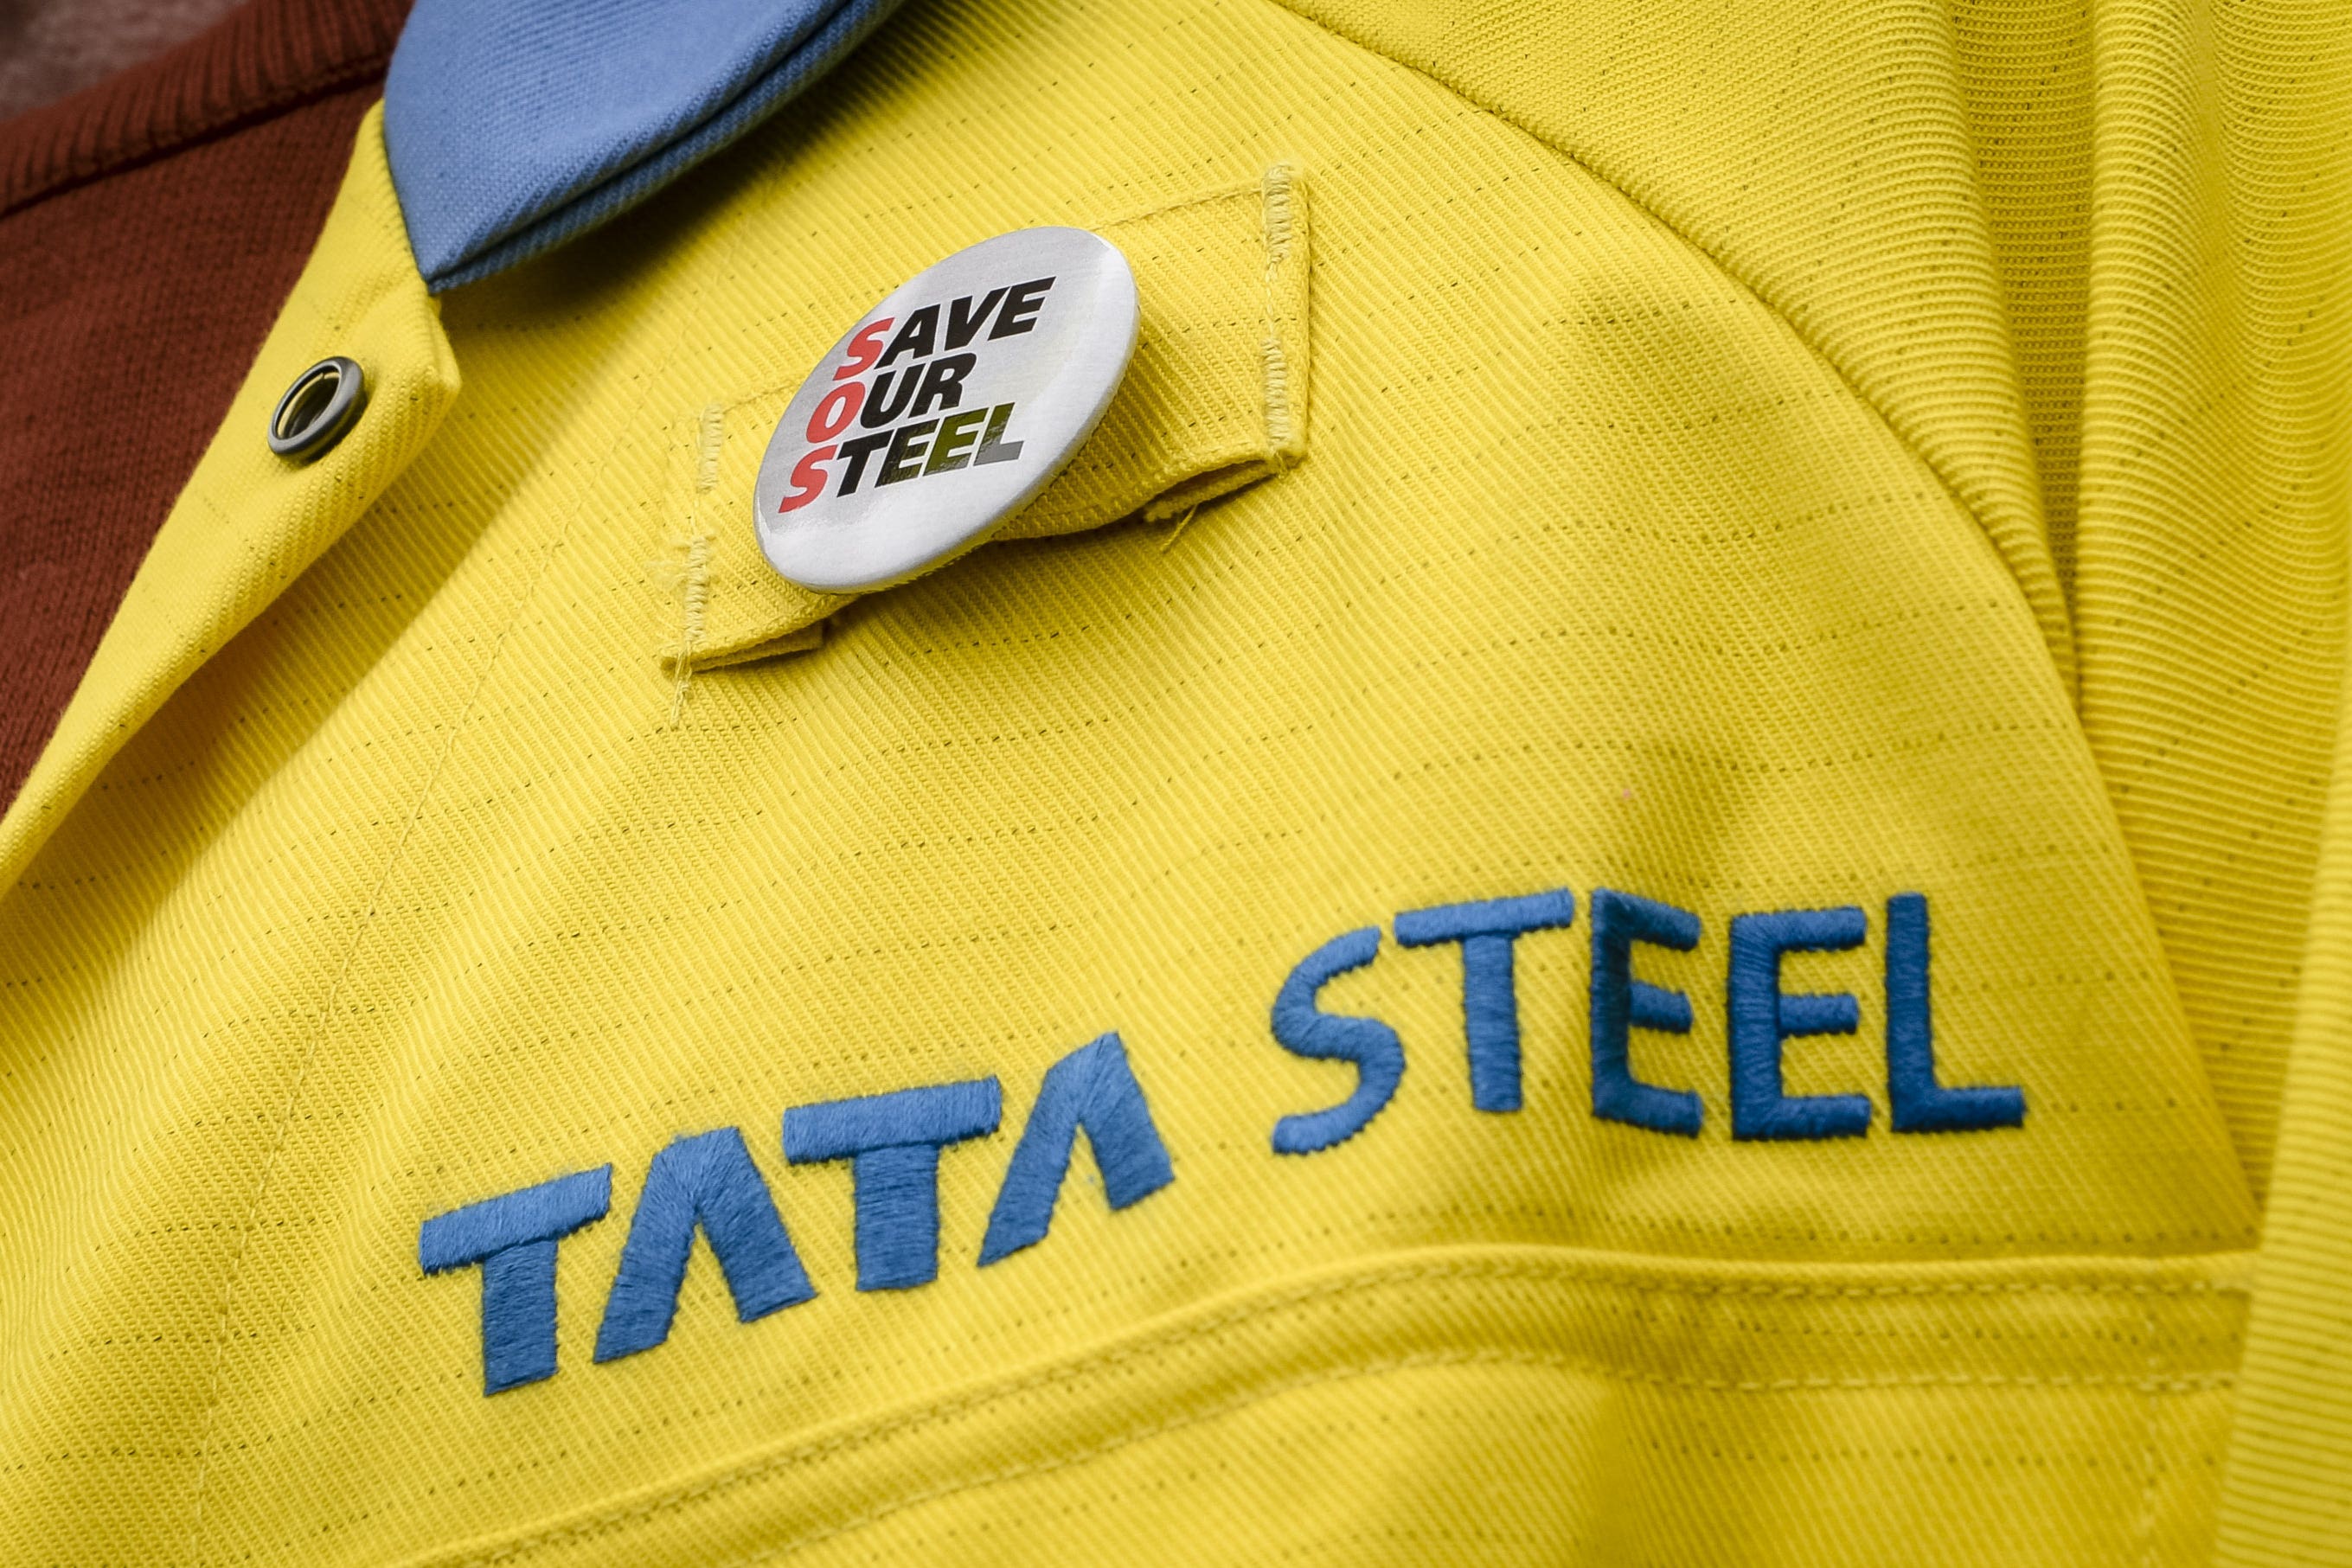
[1947,0,2095,596]
[382,0,903,291]
[1281,0,2075,694]
[0,0,406,214]
[0,0,411,819]
[0,0,246,125]
[2221,662,2352,1561]
[2066,0,2352,1200]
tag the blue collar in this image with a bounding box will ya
[383,0,905,291]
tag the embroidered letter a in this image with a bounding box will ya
[979,1033,1175,1265]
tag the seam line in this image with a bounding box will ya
[717,1351,2234,1566]
[1252,0,2069,679]
[426,1252,2253,1566]
[1258,160,1297,464]
[668,402,725,725]
[2138,1288,2164,1565]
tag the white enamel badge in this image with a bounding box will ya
[754,227,1141,592]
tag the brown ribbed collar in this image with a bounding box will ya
[0,0,409,216]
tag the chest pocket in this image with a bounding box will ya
[654,164,1311,676]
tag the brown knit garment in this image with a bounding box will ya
[0,0,251,123]
[0,0,411,813]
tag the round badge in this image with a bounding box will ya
[753,227,1141,592]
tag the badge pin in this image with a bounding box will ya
[754,227,1141,593]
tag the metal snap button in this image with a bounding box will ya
[266,356,368,461]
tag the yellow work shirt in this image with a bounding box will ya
[1,1,2348,1563]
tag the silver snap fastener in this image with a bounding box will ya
[267,356,367,461]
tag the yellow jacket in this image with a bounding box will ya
[2,0,2348,1562]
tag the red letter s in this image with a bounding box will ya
[836,319,893,380]
[778,445,836,512]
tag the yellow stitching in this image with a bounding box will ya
[456,1349,2240,1567]
[2137,1289,2163,1567]
[435,1253,2252,1565]
[695,400,725,493]
[1259,161,1297,465]
[1159,504,1201,552]
[1093,180,1256,233]
[668,405,724,726]
[698,1354,2236,1566]
[670,534,712,726]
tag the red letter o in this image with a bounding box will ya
[807,381,863,442]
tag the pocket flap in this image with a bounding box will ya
[660,164,1308,672]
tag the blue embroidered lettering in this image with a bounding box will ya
[1394,889,1575,1113]
[1884,893,2026,1132]
[1727,908,1874,1140]
[415,883,2045,1395]
[784,1078,1003,1290]
[1588,888,1704,1136]
[979,1033,1175,1265]
[1269,927,1406,1154]
[419,1166,612,1394]
[593,1129,815,1363]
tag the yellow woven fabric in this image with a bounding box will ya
[1949,0,2095,594]
[0,0,2345,1563]
[2222,647,2352,1565]
[2066,0,2352,1201]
